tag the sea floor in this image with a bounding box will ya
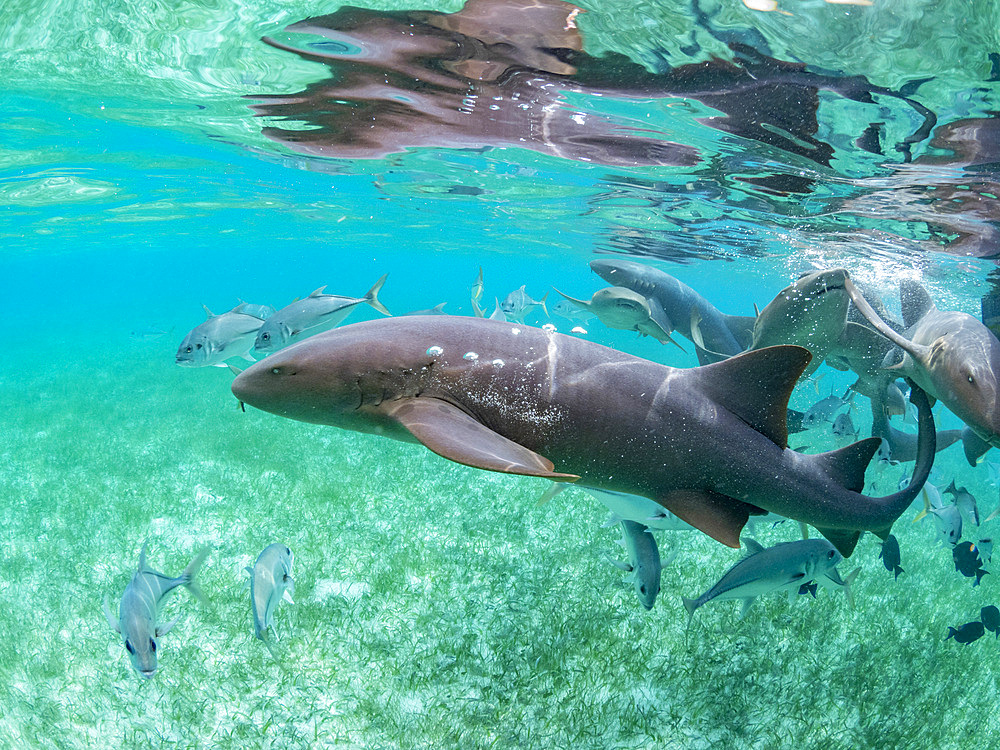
[3,332,999,749]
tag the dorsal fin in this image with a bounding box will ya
[900,279,935,329]
[308,286,328,298]
[812,437,881,493]
[743,538,765,555]
[202,304,214,319]
[695,345,812,448]
[816,528,862,557]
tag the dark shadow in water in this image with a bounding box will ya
[843,115,1000,260]
[250,0,935,170]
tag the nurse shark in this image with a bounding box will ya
[231,316,936,557]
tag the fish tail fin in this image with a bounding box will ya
[538,292,548,318]
[365,273,391,316]
[682,596,699,619]
[894,564,904,580]
[181,546,210,603]
[945,627,957,641]
[843,567,861,609]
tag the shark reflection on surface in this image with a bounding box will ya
[250,0,934,170]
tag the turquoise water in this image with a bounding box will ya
[4,0,1000,746]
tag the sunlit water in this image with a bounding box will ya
[3,0,1000,747]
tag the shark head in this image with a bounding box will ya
[233,322,435,438]
[922,328,1000,447]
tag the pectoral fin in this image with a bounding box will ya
[385,397,579,481]
[658,489,755,548]
[157,615,180,638]
[102,595,120,633]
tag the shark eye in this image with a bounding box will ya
[150,639,157,653]
[125,640,135,655]
[271,367,282,375]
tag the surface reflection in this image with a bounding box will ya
[251,0,933,170]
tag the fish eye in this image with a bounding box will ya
[639,585,647,595]
[828,550,836,559]
[261,332,270,341]
[285,546,291,555]
[149,639,156,652]
[184,346,192,353]
[125,640,135,655]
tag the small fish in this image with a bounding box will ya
[176,302,271,367]
[500,285,547,322]
[607,521,662,610]
[953,541,989,586]
[405,302,448,316]
[247,543,295,641]
[103,543,208,678]
[682,538,848,619]
[254,275,390,353]
[945,480,980,526]
[879,534,903,579]
[981,605,1000,638]
[931,505,963,547]
[583,487,695,532]
[977,537,993,562]
[471,267,486,318]
[131,325,173,341]
[946,621,985,645]
[553,299,596,324]
[802,387,853,429]
[798,581,819,598]
[831,412,859,441]
[914,482,962,546]
[877,438,899,467]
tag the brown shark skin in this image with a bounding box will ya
[845,276,1000,449]
[232,316,934,555]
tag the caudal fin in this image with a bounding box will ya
[181,547,210,604]
[365,274,391,316]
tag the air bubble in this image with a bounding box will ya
[426,346,443,356]
[463,352,479,361]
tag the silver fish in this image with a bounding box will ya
[176,302,272,367]
[802,387,854,428]
[608,520,662,610]
[682,538,848,619]
[552,299,596,324]
[247,543,295,641]
[103,543,208,678]
[500,285,547,322]
[254,275,390,353]
[471,267,486,318]
[945,480,980,526]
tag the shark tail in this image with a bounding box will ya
[817,383,936,557]
[181,546,211,604]
[364,273,391,316]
